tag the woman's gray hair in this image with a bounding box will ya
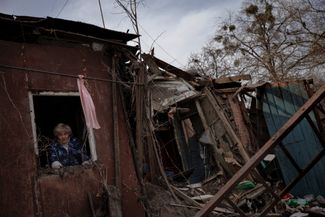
[53,123,72,136]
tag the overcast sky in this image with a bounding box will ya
[0,0,244,68]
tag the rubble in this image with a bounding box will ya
[140,55,325,217]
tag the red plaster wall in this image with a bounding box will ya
[0,40,143,217]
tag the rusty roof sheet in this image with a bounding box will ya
[0,13,139,43]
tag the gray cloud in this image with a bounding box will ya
[0,0,244,68]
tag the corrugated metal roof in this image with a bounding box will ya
[150,78,198,111]
[262,82,325,196]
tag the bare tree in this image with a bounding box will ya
[188,0,325,82]
[115,0,142,54]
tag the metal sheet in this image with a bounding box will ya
[194,84,325,217]
[262,82,325,196]
[150,79,197,111]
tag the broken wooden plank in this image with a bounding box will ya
[206,88,250,162]
[196,100,237,176]
[135,62,145,175]
[144,54,196,81]
[191,195,214,202]
[107,185,123,217]
[171,186,233,214]
[194,84,325,217]
[214,75,251,84]
[227,95,253,154]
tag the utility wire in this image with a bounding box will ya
[98,0,106,28]
[0,64,141,87]
[138,23,186,68]
[56,0,69,18]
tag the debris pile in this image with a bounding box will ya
[136,54,325,217]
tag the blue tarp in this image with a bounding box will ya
[262,82,325,197]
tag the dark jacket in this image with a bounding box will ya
[49,137,90,167]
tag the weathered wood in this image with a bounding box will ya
[259,148,325,217]
[228,95,252,154]
[107,185,123,217]
[144,54,196,81]
[111,57,123,216]
[225,197,248,217]
[206,88,250,162]
[172,186,233,214]
[172,114,190,170]
[119,84,150,211]
[214,75,251,84]
[195,100,236,176]
[195,85,325,217]
[146,122,160,180]
[135,63,145,175]
[112,57,121,190]
[149,119,179,202]
[87,192,96,217]
[142,53,163,75]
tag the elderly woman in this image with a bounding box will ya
[49,123,90,169]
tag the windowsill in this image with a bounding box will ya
[38,164,94,177]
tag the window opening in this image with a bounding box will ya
[30,92,97,168]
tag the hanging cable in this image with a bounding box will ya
[138,23,186,68]
[97,0,106,28]
[56,0,69,17]
[0,64,141,87]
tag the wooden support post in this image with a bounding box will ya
[112,56,121,190]
[135,63,145,175]
[111,56,122,216]
[119,83,150,211]
[194,85,325,217]
[146,120,160,180]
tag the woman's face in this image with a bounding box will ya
[56,131,70,145]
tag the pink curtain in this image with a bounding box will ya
[77,75,100,129]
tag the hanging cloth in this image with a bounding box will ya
[77,75,101,129]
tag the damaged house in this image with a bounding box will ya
[143,55,325,217]
[0,13,144,217]
[1,12,325,217]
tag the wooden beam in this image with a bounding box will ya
[111,56,123,216]
[194,84,325,217]
[206,89,250,162]
[135,63,145,175]
[112,56,121,190]
[214,75,251,84]
[143,54,196,81]
[195,100,236,176]
[171,186,233,214]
